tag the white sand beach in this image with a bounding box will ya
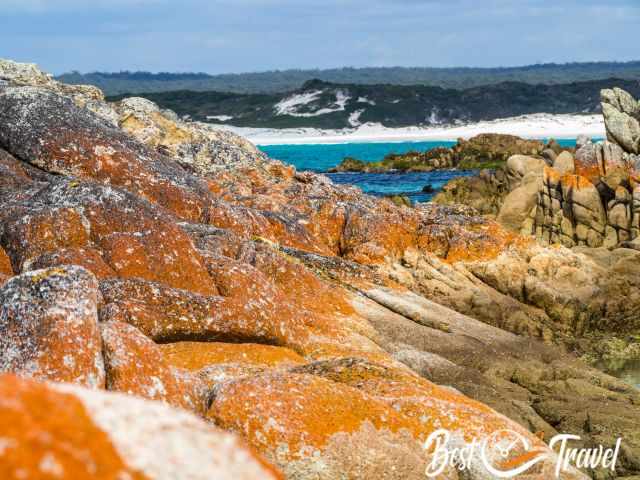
[209,113,606,145]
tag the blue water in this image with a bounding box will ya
[261,141,456,173]
[259,139,583,202]
[326,170,478,202]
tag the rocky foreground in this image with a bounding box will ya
[0,59,638,479]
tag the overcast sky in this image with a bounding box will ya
[1,0,638,74]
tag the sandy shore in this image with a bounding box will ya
[208,113,606,145]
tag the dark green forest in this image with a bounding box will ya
[61,61,640,95]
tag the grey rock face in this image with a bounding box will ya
[601,88,640,155]
[575,134,592,150]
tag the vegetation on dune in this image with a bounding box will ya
[106,77,640,129]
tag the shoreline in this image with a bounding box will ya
[207,113,606,146]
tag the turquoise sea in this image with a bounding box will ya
[260,139,580,202]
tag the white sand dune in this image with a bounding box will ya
[208,113,605,146]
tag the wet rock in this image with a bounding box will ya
[0,374,281,479]
[101,321,207,415]
[0,266,104,387]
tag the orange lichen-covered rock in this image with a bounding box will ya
[101,322,207,415]
[211,363,585,480]
[0,266,105,388]
[0,147,35,191]
[236,242,356,318]
[0,246,13,285]
[0,87,211,222]
[0,374,283,480]
[0,374,146,480]
[25,247,117,279]
[1,206,90,272]
[209,372,430,480]
[160,342,306,371]
[341,207,420,264]
[0,180,217,294]
[98,277,308,347]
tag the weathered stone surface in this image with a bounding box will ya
[602,87,640,155]
[562,174,607,234]
[0,63,638,478]
[25,247,117,279]
[504,154,547,188]
[497,174,541,232]
[210,370,580,480]
[574,142,601,182]
[350,287,640,478]
[0,58,105,106]
[0,87,212,222]
[0,374,282,479]
[0,266,104,387]
[0,180,217,295]
[161,341,305,371]
[552,150,575,175]
[114,96,266,174]
[101,322,207,415]
[0,245,13,286]
[575,134,592,150]
[433,169,509,215]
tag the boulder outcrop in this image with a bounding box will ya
[0,59,637,479]
[101,321,207,415]
[330,133,545,172]
[437,88,640,251]
[602,87,640,155]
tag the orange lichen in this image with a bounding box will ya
[560,173,594,190]
[543,165,562,184]
[434,221,532,264]
[2,207,90,271]
[43,132,207,222]
[0,374,147,479]
[0,246,13,279]
[209,372,423,455]
[27,247,116,279]
[160,342,305,371]
[101,322,206,415]
[0,266,105,388]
